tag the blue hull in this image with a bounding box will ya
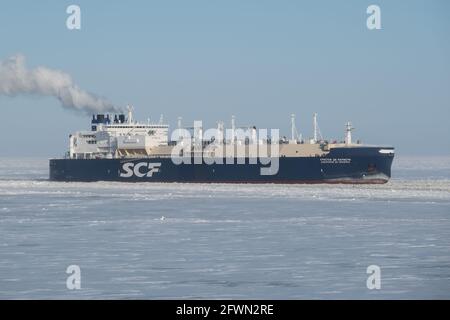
[49,146,394,184]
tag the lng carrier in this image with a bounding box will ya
[49,107,395,183]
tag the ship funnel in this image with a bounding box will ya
[96,114,105,123]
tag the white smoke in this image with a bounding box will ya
[0,54,119,114]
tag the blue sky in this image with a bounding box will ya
[0,0,449,156]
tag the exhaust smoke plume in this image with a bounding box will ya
[0,54,118,114]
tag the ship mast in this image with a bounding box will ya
[231,115,236,144]
[313,113,318,143]
[290,114,300,144]
[126,105,133,124]
[217,121,224,144]
[313,113,319,143]
[291,114,295,142]
[345,121,353,145]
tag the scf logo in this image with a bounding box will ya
[120,162,161,178]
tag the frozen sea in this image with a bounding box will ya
[0,156,449,299]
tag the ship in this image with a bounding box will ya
[49,107,395,183]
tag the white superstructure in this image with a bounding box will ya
[69,108,169,159]
[67,109,359,160]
